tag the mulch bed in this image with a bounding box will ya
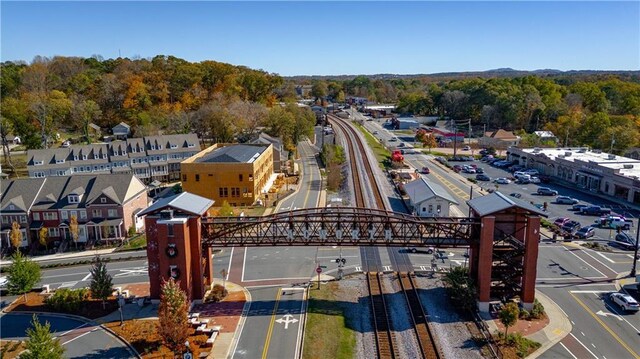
[0,340,26,359]
[5,291,119,319]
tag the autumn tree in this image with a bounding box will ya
[157,278,191,354]
[39,227,49,250]
[219,201,235,216]
[90,256,113,309]
[22,314,65,359]
[499,302,520,337]
[69,215,79,249]
[7,251,41,301]
[71,96,102,144]
[9,221,23,249]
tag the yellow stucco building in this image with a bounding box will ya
[180,144,274,206]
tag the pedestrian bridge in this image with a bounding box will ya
[201,207,479,248]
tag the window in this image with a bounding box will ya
[43,212,58,220]
[218,187,229,198]
[428,205,433,213]
[83,155,87,160]
[1,217,7,224]
[61,211,68,220]
[33,212,40,221]
[108,209,117,217]
[101,198,107,203]
[170,144,177,149]
[34,172,45,178]
[195,174,200,182]
[102,154,107,159]
[56,159,65,164]
[57,170,66,176]
[239,174,243,182]
[68,195,79,203]
[34,160,44,165]
[436,204,442,213]
[231,188,240,197]
[249,174,253,181]
[182,174,187,182]
[80,210,87,219]
[188,143,195,148]
[73,156,78,161]
[71,211,77,219]
[48,227,59,237]
[167,224,174,236]
[92,209,102,217]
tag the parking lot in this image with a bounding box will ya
[451,156,639,247]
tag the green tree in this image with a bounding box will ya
[157,278,191,354]
[499,302,520,337]
[90,256,113,309]
[22,314,65,359]
[9,221,23,249]
[71,97,102,144]
[311,80,328,101]
[7,251,41,301]
[219,200,234,216]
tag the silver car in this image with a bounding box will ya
[555,196,578,205]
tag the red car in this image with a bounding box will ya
[553,217,570,228]
[453,165,463,173]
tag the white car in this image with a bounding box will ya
[0,276,7,288]
[494,178,511,184]
[530,177,541,184]
[610,292,640,312]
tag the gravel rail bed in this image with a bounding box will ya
[384,274,421,359]
[415,274,484,359]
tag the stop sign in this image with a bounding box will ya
[316,267,322,274]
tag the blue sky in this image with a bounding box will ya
[2,1,638,76]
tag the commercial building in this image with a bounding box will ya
[479,129,521,148]
[404,177,459,217]
[1,174,148,249]
[507,147,640,205]
[181,144,275,206]
[26,134,200,184]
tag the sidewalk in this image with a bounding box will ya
[482,290,571,359]
[0,247,121,266]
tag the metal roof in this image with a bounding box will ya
[196,144,269,163]
[466,192,547,217]
[404,177,459,205]
[138,192,214,217]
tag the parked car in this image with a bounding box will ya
[476,174,491,181]
[524,169,539,176]
[420,167,430,174]
[435,157,447,164]
[495,178,511,184]
[561,220,581,234]
[594,215,633,230]
[537,187,558,196]
[476,167,484,174]
[554,217,571,228]
[580,206,611,216]
[453,165,463,173]
[575,226,596,239]
[530,177,541,184]
[463,166,476,174]
[615,232,638,249]
[462,145,471,151]
[0,276,7,288]
[389,137,398,142]
[572,204,588,212]
[372,130,379,135]
[555,196,579,205]
[509,193,522,198]
[610,292,640,312]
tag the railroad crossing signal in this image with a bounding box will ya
[335,258,346,264]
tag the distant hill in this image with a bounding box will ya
[286,69,640,81]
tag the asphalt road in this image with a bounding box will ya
[37,259,148,290]
[0,312,136,358]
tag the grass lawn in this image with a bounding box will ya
[2,153,28,178]
[353,123,391,169]
[118,235,147,251]
[303,282,355,359]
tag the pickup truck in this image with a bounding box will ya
[594,216,633,230]
[580,206,612,216]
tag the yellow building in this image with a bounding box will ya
[181,144,274,206]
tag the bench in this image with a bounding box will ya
[189,312,200,319]
[210,325,222,332]
[196,324,207,332]
[205,331,218,345]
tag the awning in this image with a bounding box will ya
[87,218,123,226]
[30,221,43,229]
[577,171,602,178]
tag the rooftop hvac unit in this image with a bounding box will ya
[533,147,541,153]
[593,149,602,154]
[623,164,634,169]
[608,154,616,160]
[565,151,572,157]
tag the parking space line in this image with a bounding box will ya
[593,251,615,264]
[579,247,619,275]
[566,249,607,278]
[560,342,579,359]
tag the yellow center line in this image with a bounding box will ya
[569,292,640,359]
[262,288,283,359]
[430,171,470,200]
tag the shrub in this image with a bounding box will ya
[443,266,477,312]
[128,226,136,237]
[206,284,228,303]
[519,309,530,319]
[45,288,89,312]
[530,299,545,319]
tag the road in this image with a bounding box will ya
[34,259,149,290]
[0,312,136,358]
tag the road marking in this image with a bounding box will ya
[262,288,282,359]
[58,323,88,337]
[569,290,610,293]
[566,249,607,278]
[275,313,298,329]
[560,342,579,359]
[576,247,618,275]
[81,273,92,281]
[383,266,391,272]
[605,303,640,333]
[594,251,616,264]
[596,310,623,321]
[355,266,362,272]
[316,255,359,259]
[569,333,599,359]
[241,247,248,283]
[591,343,596,348]
[569,292,640,359]
[61,327,98,346]
[58,281,78,288]
[581,332,585,336]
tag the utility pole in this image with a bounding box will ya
[452,118,458,158]
[468,119,472,146]
[630,225,640,278]
[610,134,615,154]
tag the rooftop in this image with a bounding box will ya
[467,191,547,217]
[513,147,640,179]
[196,144,269,164]
[404,177,459,205]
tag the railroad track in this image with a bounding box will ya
[328,113,441,359]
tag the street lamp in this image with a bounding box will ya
[630,224,640,278]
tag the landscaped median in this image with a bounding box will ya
[353,123,391,169]
[303,282,356,359]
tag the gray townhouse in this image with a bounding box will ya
[1,174,148,250]
[26,134,200,184]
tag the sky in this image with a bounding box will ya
[1,1,639,76]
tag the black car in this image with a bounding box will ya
[476,168,484,174]
[476,174,491,181]
[509,193,522,198]
[615,233,638,249]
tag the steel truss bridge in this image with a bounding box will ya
[201,207,480,248]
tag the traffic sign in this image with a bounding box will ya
[319,265,327,268]
[316,267,322,273]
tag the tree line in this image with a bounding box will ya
[0,55,314,155]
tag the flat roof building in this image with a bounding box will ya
[507,147,640,205]
[181,144,275,207]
